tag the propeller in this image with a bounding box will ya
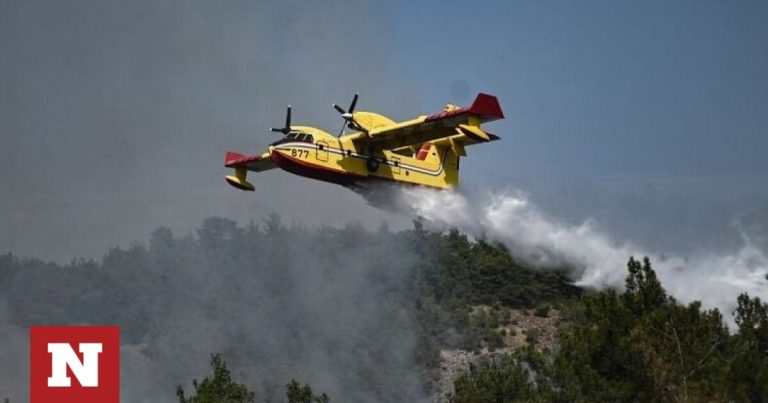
[332,93,361,136]
[270,105,292,135]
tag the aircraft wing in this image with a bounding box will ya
[224,151,275,172]
[349,93,504,150]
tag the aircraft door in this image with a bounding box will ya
[316,140,329,162]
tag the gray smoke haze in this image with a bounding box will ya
[0,218,428,402]
[0,0,416,262]
[0,3,428,399]
[2,0,767,265]
[3,1,768,401]
[398,187,768,325]
[0,301,27,398]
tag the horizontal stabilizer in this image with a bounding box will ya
[458,124,491,142]
[424,128,501,152]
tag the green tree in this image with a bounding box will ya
[450,356,537,403]
[552,287,648,402]
[476,257,746,402]
[176,354,255,403]
[727,293,768,401]
[623,256,667,314]
[285,380,329,403]
[630,301,729,402]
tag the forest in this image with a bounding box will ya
[1,215,766,402]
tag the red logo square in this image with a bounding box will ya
[30,326,120,403]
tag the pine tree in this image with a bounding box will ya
[285,380,329,403]
[176,354,255,403]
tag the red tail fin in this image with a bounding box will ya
[467,93,504,120]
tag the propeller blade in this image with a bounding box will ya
[269,105,292,134]
[348,93,359,113]
[285,105,291,129]
[333,93,361,137]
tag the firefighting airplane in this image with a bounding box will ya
[224,93,503,192]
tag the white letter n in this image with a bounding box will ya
[47,343,102,387]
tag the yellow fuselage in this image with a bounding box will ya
[269,126,459,190]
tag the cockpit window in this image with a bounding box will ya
[290,133,311,142]
[271,132,314,146]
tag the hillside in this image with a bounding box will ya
[1,217,766,402]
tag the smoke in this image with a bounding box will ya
[0,0,415,262]
[0,300,28,399]
[398,186,768,320]
[0,219,428,402]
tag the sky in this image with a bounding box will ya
[1,0,767,261]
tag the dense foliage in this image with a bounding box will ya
[177,354,255,403]
[284,380,329,403]
[410,225,578,362]
[450,257,768,403]
[0,216,576,401]
[6,215,761,401]
[176,353,327,403]
[451,354,536,403]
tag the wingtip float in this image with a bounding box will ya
[224,93,504,192]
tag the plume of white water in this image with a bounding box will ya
[398,187,768,322]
